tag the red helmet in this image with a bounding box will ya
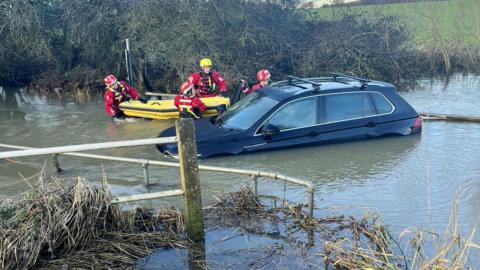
[104,75,117,86]
[257,70,271,82]
[180,81,194,95]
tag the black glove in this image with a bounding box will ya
[138,97,148,104]
[114,111,126,119]
[219,91,228,98]
[216,104,227,113]
[180,110,193,119]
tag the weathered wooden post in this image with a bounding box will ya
[176,118,205,242]
[52,153,62,172]
[251,175,258,195]
[142,163,150,186]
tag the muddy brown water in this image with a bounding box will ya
[1,74,479,267]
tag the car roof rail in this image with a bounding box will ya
[330,72,370,88]
[286,75,321,92]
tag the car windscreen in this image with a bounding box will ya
[217,92,279,130]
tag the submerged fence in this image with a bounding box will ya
[0,118,315,241]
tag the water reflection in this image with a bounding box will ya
[0,161,42,195]
[0,86,5,100]
[0,109,25,120]
[187,242,206,270]
[137,227,282,269]
[207,134,421,184]
[402,73,480,115]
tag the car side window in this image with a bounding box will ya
[370,92,393,114]
[363,93,376,116]
[266,97,317,131]
[325,92,377,122]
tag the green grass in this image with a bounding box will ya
[311,0,480,47]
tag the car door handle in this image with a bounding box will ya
[366,122,376,128]
[308,131,320,137]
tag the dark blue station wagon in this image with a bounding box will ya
[157,74,422,159]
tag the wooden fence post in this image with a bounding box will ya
[176,118,205,242]
[52,154,62,172]
[142,163,150,186]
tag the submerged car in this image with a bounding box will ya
[157,73,422,159]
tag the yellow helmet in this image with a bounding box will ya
[199,58,212,67]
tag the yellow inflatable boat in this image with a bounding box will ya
[119,96,230,120]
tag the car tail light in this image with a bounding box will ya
[412,116,422,129]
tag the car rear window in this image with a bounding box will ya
[371,92,394,114]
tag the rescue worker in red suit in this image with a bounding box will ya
[183,58,227,98]
[174,81,208,119]
[240,69,271,96]
[103,75,147,119]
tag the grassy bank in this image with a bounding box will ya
[312,0,480,47]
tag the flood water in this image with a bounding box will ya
[1,74,480,267]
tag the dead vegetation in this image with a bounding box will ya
[22,67,105,102]
[0,177,187,269]
[205,188,478,269]
[0,181,477,269]
[400,198,478,270]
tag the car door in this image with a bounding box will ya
[245,96,321,152]
[318,91,389,143]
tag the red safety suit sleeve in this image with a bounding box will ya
[212,71,227,92]
[173,95,181,109]
[104,90,116,117]
[193,98,208,111]
[120,81,141,99]
[244,83,262,95]
[184,73,201,93]
[240,84,250,94]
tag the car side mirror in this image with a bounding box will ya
[262,124,280,139]
[216,104,227,113]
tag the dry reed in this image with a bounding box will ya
[0,176,186,269]
[402,198,478,270]
[1,181,477,269]
[205,188,478,270]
